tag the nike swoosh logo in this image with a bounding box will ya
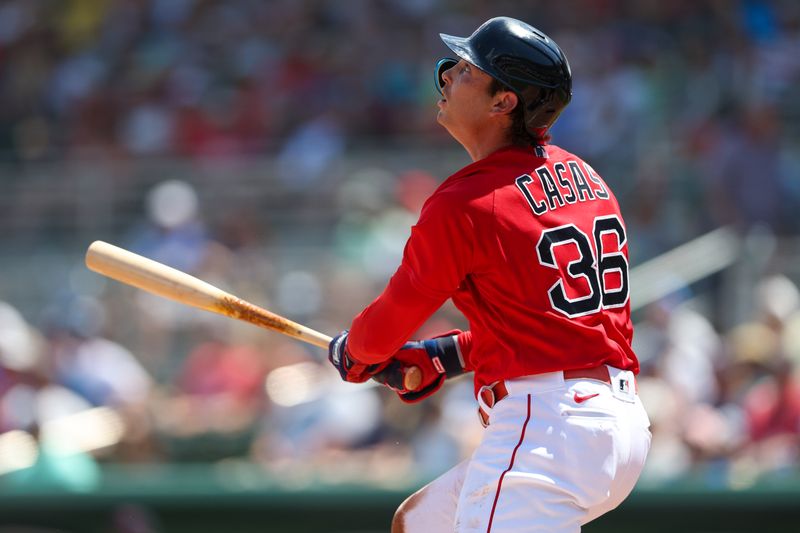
[574,392,600,403]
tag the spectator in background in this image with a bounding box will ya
[735,275,800,478]
[38,293,157,462]
[127,180,208,274]
[334,168,437,282]
[123,179,215,374]
[147,323,267,462]
[634,291,727,486]
[706,104,786,232]
[41,295,152,409]
[741,356,800,474]
[0,301,46,434]
[276,112,346,191]
[0,300,106,490]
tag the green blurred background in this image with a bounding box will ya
[1,0,800,531]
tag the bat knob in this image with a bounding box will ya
[403,366,423,391]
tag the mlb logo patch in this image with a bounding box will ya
[619,379,630,393]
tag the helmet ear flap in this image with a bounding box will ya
[434,58,458,95]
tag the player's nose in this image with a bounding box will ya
[441,64,454,85]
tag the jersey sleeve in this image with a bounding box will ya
[347,190,475,363]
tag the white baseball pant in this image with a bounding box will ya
[393,366,651,532]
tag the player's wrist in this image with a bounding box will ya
[422,334,466,379]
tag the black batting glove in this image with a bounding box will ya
[328,331,388,383]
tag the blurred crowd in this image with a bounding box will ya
[0,0,800,497]
[1,0,800,240]
[635,274,800,488]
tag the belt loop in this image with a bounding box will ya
[477,382,496,413]
[478,407,490,428]
[477,382,499,428]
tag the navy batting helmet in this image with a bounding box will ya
[435,17,572,139]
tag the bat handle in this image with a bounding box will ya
[404,366,422,391]
[369,363,422,391]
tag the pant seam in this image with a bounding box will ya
[486,393,532,532]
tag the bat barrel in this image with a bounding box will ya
[215,296,332,348]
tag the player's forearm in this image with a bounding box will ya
[348,267,448,364]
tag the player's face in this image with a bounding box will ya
[436,59,496,141]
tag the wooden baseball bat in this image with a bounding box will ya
[85,241,421,391]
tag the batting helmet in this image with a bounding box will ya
[435,17,572,139]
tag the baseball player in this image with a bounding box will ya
[328,16,651,532]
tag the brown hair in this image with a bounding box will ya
[488,78,550,146]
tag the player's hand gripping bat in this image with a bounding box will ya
[85,241,422,391]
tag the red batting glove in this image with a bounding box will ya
[372,330,466,403]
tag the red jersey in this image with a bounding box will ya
[348,144,639,392]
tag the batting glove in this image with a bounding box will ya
[372,330,466,403]
[328,331,389,383]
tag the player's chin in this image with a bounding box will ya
[436,116,459,140]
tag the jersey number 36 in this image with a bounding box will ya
[536,215,629,318]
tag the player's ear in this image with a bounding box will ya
[490,90,518,117]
